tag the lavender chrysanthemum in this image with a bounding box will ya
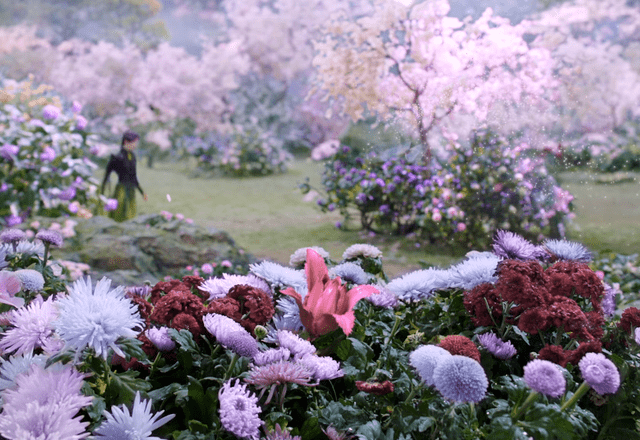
[245,360,314,389]
[477,333,517,360]
[146,327,176,352]
[447,252,501,290]
[94,391,175,440]
[277,330,316,358]
[365,285,399,309]
[11,240,44,257]
[386,268,452,301]
[0,229,25,244]
[542,239,593,263]
[42,104,61,120]
[0,353,47,391]
[523,359,566,398]
[54,276,143,361]
[328,262,370,285]
[14,269,44,292]
[298,354,344,381]
[104,198,118,212]
[342,243,383,260]
[35,229,63,247]
[264,424,301,440]
[432,355,488,403]
[492,230,544,260]
[635,328,640,346]
[253,348,291,366]
[409,345,452,386]
[0,295,59,356]
[578,353,620,395]
[203,313,258,358]
[250,260,307,295]
[199,273,271,301]
[0,364,92,440]
[218,379,262,439]
[289,246,330,267]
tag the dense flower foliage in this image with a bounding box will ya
[0,78,106,226]
[308,129,574,248]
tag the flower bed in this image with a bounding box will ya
[0,228,638,439]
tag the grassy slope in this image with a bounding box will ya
[121,161,640,278]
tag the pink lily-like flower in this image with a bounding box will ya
[0,271,23,308]
[282,249,378,337]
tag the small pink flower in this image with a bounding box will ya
[176,213,185,221]
[456,223,467,232]
[221,260,232,268]
[201,263,214,274]
[432,210,442,222]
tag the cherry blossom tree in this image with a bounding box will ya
[312,0,557,163]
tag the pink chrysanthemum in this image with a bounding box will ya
[0,295,60,355]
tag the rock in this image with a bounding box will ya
[43,214,253,286]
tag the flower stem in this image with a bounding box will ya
[224,354,239,381]
[560,382,591,412]
[384,315,402,346]
[512,391,539,420]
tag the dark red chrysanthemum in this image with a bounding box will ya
[181,275,205,290]
[546,261,604,311]
[517,307,550,335]
[127,294,153,322]
[227,284,275,332]
[546,297,591,340]
[438,335,481,363]
[172,312,203,339]
[496,259,548,287]
[205,297,243,322]
[149,279,185,304]
[546,272,574,298]
[463,283,503,327]
[495,260,550,309]
[148,290,204,328]
[355,380,394,396]
[538,341,602,367]
[618,307,640,334]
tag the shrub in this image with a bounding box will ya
[307,128,574,249]
[0,78,105,226]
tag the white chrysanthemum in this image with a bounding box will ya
[289,246,330,267]
[250,261,307,295]
[54,277,143,361]
[13,269,45,292]
[447,253,501,290]
[342,243,383,260]
[94,391,175,440]
[386,268,452,301]
[0,295,59,355]
[328,262,370,285]
[11,240,45,257]
[199,273,271,301]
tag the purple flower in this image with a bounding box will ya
[218,379,262,439]
[432,355,488,403]
[578,353,620,395]
[1,144,19,160]
[328,262,369,285]
[58,187,76,201]
[199,273,271,301]
[15,269,44,292]
[375,178,386,187]
[245,360,314,404]
[203,313,258,358]
[0,295,59,356]
[379,204,390,214]
[409,345,451,386]
[602,283,619,318]
[42,105,61,120]
[5,215,22,227]
[365,285,399,309]
[75,115,87,130]
[297,354,344,381]
[355,193,367,204]
[71,101,82,113]
[477,332,516,359]
[40,146,56,162]
[0,364,92,440]
[94,391,174,440]
[146,327,176,352]
[264,424,301,440]
[277,330,316,358]
[492,230,544,260]
[542,239,592,262]
[635,328,640,345]
[252,347,291,366]
[523,359,566,398]
[0,228,25,244]
[35,229,63,247]
[104,198,118,212]
[447,252,501,290]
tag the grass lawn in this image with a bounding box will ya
[117,160,640,278]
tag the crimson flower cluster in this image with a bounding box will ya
[463,260,606,366]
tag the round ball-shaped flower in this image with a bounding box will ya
[432,355,488,403]
[35,229,63,247]
[578,353,620,395]
[439,335,481,363]
[409,345,451,386]
[146,327,176,352]
[0,229,25,244]
[14,269,44,292]
[523,359,566,398]
[218,379,262,439]
[42,105,61,120]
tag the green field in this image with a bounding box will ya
[122,160,640,277]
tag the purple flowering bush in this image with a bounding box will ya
[305,128,574,249]
[0,78,108,226]
[0,228,639,439]
[179,126,292,177]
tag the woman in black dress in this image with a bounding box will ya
[100,130,148,222]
